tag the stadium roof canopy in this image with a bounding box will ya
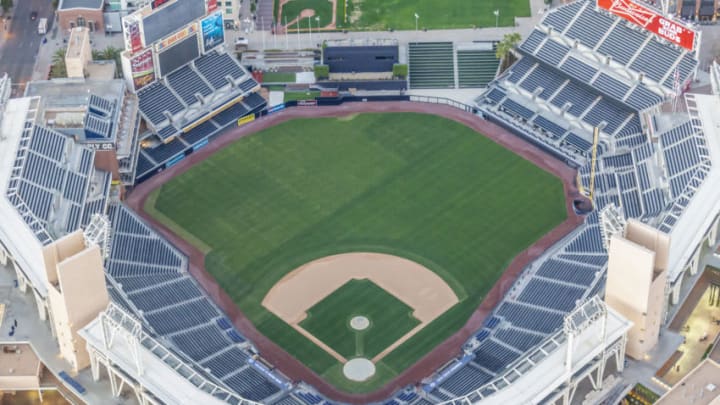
[79,303,262,405]
[664,93,720,282]
[58,0,103,10]
[0,97,50,294]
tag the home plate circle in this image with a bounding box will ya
[343,358,376,381]
[350,316,370,331]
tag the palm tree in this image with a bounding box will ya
[50,48,67,78]
[92,46,124,78]
[495,32,522,72]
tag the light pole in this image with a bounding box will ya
[414,13,419,31]
[308,15,312,45]
[494,9,500,27]
[297,15,301,48]
[261,16,266,50]
[316,16,320,31]
[285,16,289,49]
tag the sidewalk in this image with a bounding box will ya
[0,262,134,405]
[32,24,125,82]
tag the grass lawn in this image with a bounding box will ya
[284,90,320,102]
[300,279,421,358]
[282,0,335,30]
[147,112,566,392]
[261,71,296,83]
[277,0,528,30]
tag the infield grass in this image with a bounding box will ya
[300,279,421,358]
[147,112,566,392]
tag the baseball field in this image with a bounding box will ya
[276,0,529,30]
[144,112,566,392]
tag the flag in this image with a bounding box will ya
[493,9,500,16]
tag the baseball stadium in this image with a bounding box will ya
[1,0,720,404]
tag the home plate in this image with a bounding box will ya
[343,358,375,381]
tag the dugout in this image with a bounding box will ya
[323,45,399,73]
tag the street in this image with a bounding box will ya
[0,0,54,96]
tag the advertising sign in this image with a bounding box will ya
[597,0,696,50]
[128,20,143,54]
[156,23,198,52]
[207,0,218,13]
[151,0,170,9]
[201,11,224,52]
[131,49,156,91]
[237,114,255,126]
[267,104,286,114]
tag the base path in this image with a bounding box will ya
[263,252,458,363]
[126,101,584,404]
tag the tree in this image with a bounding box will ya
[314,64,329,80]
[495,32,522,71]
[392,64,408,79]
[50,48,67,78]
[1,0,12,14]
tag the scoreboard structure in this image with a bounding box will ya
[120,0,225,92]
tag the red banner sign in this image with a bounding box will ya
[151,0,170,9]
[207,0,218,13]
[128,21,143,54]
[597,0,696,51]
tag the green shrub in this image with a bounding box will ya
[392,64,408,79]
[314,64,329,80]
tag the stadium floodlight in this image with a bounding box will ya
[494,9,500,27]
[414,13,419,31]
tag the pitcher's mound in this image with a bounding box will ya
[343,358,375,381]
[350,315,370,331]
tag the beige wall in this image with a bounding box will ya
[605,219,669,359]
[0,375,40,391]
[43,231,109,372]
[66,27,92,79]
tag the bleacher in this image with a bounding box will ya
[166,65,213,106]
[134,43,264,182]
[408,42,455,89]
[137,81,185,126]
[6,125,108,245]
[457,46,500,88]
[223,367,282,402]
[194,50,246,89]
[105,203,287,402]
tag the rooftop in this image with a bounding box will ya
[0,344,41,377]
[656,359,720,405]
[25,79,126,143]
[58,0,103,10]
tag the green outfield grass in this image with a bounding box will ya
[277,0,528,30]
[147,112,566,392]
[300,279,421,358]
